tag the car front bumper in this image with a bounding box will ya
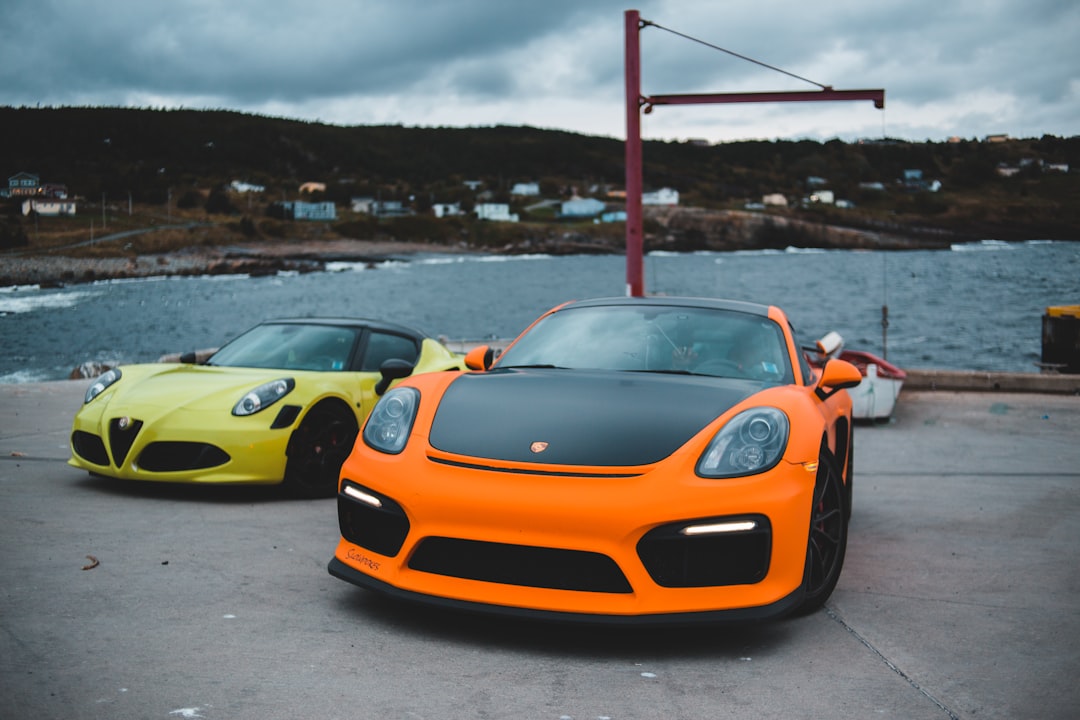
[330,443,819,620]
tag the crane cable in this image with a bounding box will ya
[642,19,831,90]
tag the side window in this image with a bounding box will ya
[361,332,419,372]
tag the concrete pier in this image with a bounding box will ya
[1,379,1078,719]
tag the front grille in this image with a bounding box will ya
[408,537,632,593]
[71,431,109,466]
[108,417,143,467]
[637,515,771,588]
[338,484,410,557]
[137,442,230,472]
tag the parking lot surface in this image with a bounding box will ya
[2,380,1078,719]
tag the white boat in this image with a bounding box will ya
[813,332,907,421]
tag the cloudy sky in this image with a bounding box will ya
[2,0,1077,143]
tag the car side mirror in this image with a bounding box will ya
[179,351,198,364]
[464,345,494,371]
[374,358,414,396]
[816,358,863,399]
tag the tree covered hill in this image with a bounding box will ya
[2,106,1079,244]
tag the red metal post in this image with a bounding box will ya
[624,9,645,297]
[624,12,884,298]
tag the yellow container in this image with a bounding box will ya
[1046,305,1080,318]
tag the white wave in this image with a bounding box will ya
[473,253,553,263]
[92,274,171,286]
[325,259,406,273]
[0,287,102,315]
[783,246,830,254]
[950,239,1016,252]
[413,256,471,266]
[0,368,56,384]
[731,248,785,256]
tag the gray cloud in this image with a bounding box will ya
[1,0,1076,141]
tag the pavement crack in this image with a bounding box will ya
[826,605,960,720]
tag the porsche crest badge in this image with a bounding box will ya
[530,441,549,453]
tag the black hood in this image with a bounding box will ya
[428,369,757,466]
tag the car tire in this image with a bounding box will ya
[283,402,359,498]
[792,445,848,616]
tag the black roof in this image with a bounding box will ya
[260,317,427,339]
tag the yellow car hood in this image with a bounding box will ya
[99,363,300,414]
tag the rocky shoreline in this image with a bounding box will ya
[0,208,965,289]
[0,239,476,288]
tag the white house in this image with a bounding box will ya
[22,198,77,216]
[510,182,540,196]
[642,187,679,206]
[561,197,606,217]
[809,190,835,204]
[432,203,463,218]
[230,180,265,193]
[475,203,518,222]
[762,193,788,207]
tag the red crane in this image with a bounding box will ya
[624,9,886,297]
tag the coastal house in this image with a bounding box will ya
[560,197,606,218]
[370,200,413,217]
[510,182,540,197]
[275,201,336,221]
[299,182,327,194]
[22,198,77,216]
[475,203,518,222]
[432,203,463,218]
[762,193,788,207]
[809,190,835,205]
[6,172,40,197]
[642,187,679,206]
[230,180,265,193]
[40,183,68,199]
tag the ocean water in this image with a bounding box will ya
[1,240,1077,383]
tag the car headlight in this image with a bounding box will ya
[232,378,295,416]
[363,387,419,454]
[84,368,122,404]
[697,407,789,478]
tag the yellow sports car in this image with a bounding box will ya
[69,318,465,497]
[329,297,862,624]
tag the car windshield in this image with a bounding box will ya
[208,323,359,371]
[497,305,794,382]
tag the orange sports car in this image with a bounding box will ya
[329,297,862,624]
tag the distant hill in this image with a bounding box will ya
[2,106,1079,246]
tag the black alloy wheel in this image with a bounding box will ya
[283,403,359,498]
[793,446,848,615]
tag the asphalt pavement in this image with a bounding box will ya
[1,379,1078,720]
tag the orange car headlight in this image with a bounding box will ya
[696,407,789,478]
[363,387,419,454]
